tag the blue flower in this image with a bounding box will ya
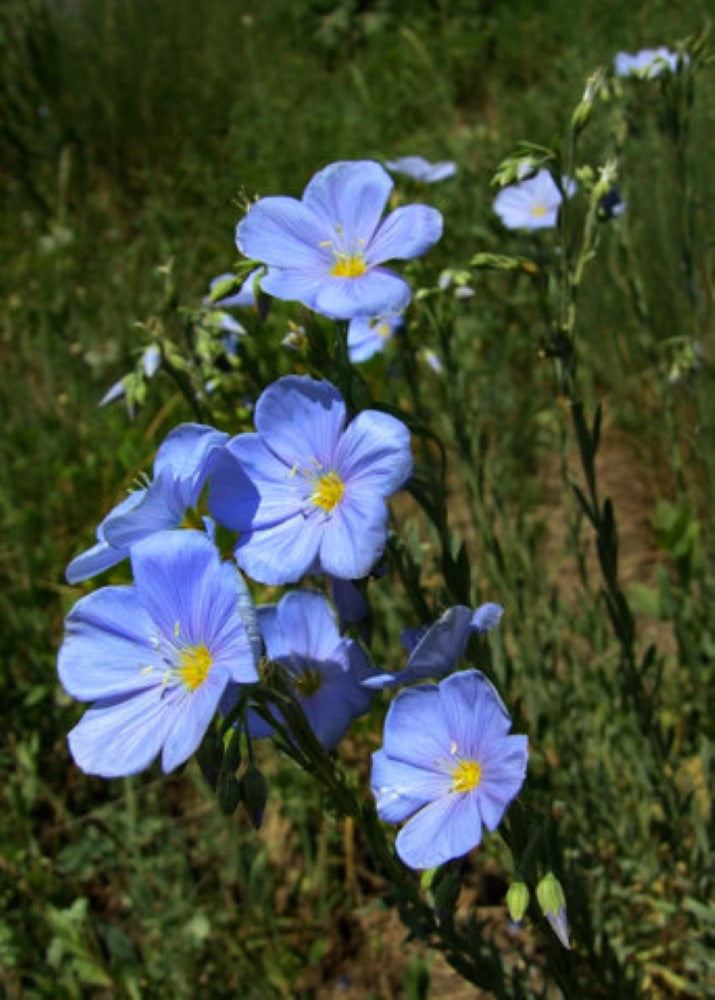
[493,169,572,231]
[204,270,262,309]
[208,375,413,584]
[371,669,528,869]
[66,424,228,584]
[236,160,443,320]
[614,47,681,78]
[597,187,626,221]
[385,156,457,183]
[363,603,503,690]
[246,591,374,749]
[348,313,403,363]
[58,531,260,777]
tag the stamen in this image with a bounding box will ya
[178,644,213,691]
[311,470,345,512]
[451,758,482,793]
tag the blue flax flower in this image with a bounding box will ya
[209,375,412,584]
[247,591,374,749]
[493,169,572,231]
[348,313,403,363]
[371,669,528,869]
[614,47,681,78]
[236,160,443,320]
[363,603,503,690]
[58,531,260,777]
[66,423,228,583]
[385,156,457,183]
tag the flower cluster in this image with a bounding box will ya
[59,157,528,888]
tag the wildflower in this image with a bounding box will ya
[597,187,626,221]
[208,375,412,584]
[536,873,571,949]
[371,669,528,869]
[247,591,374,749]
[614,47,681,79]
[66,423,227,583]
[58,531,260,777]
[348,313,403,363]
[236,160,443,320]
[363,603,503,689]
[385,156,457,183]
[493,169,572,231]
[204,269,261,309]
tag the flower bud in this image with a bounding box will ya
[506,881,530,923]
[536,872,571,949]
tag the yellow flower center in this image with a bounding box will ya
[531,204,548,217]
[376,322,391,339]
[451,758,482,793]
[178,644,213,691]
[311,470,345,512]
[330,252,367,278]
[294,667,323,696]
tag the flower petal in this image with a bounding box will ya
[478,734,529,830]
[208,435,298,532]
[153,423,228,504]
[58,586,160,700]
[255,375,346,470]
[318,492,389,579]
[161,669,228,772]
[380,684,451,768]
[234,514,321,585]
[68,687,178,777]
[65,539,125,585]
[335,409,412,497]
[276,590,342,662]
[312,267,411,320]
[302,160,393,248]
[395,791,482,869]
[131,530,235,648]
[439,670,513,759]
[371,749,451,822]
[367,205,443,265]
[236,196,329,269]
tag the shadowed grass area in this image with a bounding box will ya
[1,0,712,996]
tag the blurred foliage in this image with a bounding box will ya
[0,0,712,996]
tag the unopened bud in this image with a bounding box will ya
[536,872,571,949]
[506,881,530,923]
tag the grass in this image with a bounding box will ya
[1,0,712,996]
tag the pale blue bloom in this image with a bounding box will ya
[236,160,443,320]
[245,590,374,749]
[66,423,228,583]
[59,531,260,777]
[363,603,503,690]
[371,670,528,869]
[614,47,681,78]
[493,169,573,231]
[208,375,413,584]
[348,313,403,363]
[385,156,457,183]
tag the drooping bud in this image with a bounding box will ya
[506,881,530,923]
[536,872,571,949]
